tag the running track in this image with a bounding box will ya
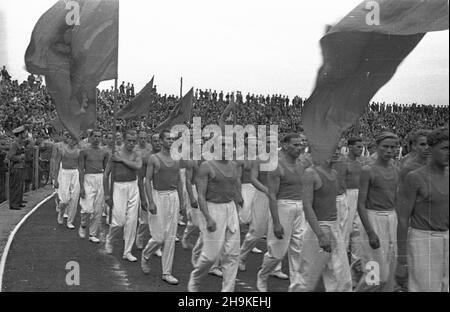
[2,199,290,292]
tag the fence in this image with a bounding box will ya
[0,146,51,205]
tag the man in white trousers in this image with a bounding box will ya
[356,132,400,292]
[54,134,80,229]
[188,136,243,292]
[397,128,449,292]
[296,152,352,292]
[239,137,287,280]
[104,131,143,262]
[135,131,154,249]
[140,129,184,285]
[78,130,110,243]
[256,133,307,292]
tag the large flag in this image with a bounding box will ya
[25,0,119,139]
[155,88,194,132]
[117,76,154,120]
[303,0,449,163]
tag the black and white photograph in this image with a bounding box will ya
[0,0,448,298]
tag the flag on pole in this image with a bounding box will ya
[155,87,194,132]
[117,76,154,120]
[303,0,449,163]
[25,0,119,140]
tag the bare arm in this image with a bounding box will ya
[103,155,112,201]
[196,163,215,231]
[250,161,268,193]
[177,167,185,213]
[78,150,86,186]
[185,161,197,208]
[267,167,282,238]
[357,166,375,235]
[396,172,419,264]
[145,155,156,212]
[234,162,243,207]
[302,168,326,239]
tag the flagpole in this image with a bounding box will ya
[180,77,183,98]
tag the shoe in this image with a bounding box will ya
[89,236,100,243]
[257,271,268,292]
[63,214,68,219]
[123,253,138,262]
[104,241,113,254]
[178,221,186,226]
[175,236,180,242]
[162,274,179,285]
[78,226,86,239]
[208,267,223,278]
[239,261,246,272]
[141,252,151,274]
[155,249,162,257]
[251,247,263,254]
[67,223,75,229]
[270,271,289,280]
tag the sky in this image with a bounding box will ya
[0,0,448,106]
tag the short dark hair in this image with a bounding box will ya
[348,137,363,146]
[427,128,449,147]
[282,133,300,144]
[159,129,171,140]
[410,129,431,145]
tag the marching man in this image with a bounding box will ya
[140,129,184,285]
[78,130,110,243]
[188,135,243,292]
[397,128,449,292]
[356,132,400,292]
[104,131,144,262]
[54,132,80,229]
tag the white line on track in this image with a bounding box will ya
[0,193,55,292]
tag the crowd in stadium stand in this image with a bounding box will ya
[1,66,449,159]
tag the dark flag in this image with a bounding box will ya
[155,88,194,132]
[117,77,154,120]
[25,0,119,139]
[303,0,449,163]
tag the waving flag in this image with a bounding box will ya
[303,0,449,163]
[117,76,154,120]
[25,0,119,139]
[155,88,194,132]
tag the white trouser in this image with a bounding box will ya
[143,189,180,276]
[408,228,449,292]
[346,189,362,263]
[239,183,256,225]
[136,178,149,247]
[57,168,80,225]
[189,201,240,292]
[106,180,139,256]
[240,190,283,272]
[259,200,305,291]
[294,221,352,292]
[79,174,104,237]
[356,210,397,292]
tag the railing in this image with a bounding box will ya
[0,146,51,205]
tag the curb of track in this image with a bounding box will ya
[0,193,55,292]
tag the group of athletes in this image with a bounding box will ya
[49,125,449,292]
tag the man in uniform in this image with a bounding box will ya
[140,129,184,285]
[7,125,27,210]
[397,128,449,292]
[78,130,110,243]
[104,131,143,262]
[356,132,400,292]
